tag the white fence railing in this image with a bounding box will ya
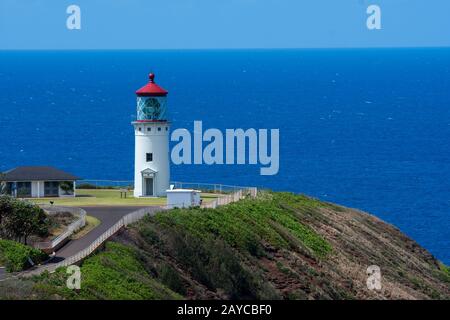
[76,180,134,189]
[76,180,252,195]
[25,207,153,276]
[171,181,251,194]
[33,206,86,252]
[201,187,258,209]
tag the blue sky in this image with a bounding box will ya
[0,0,449,49]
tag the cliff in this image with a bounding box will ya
[1,192,449,299]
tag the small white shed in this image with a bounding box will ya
[166,189,201,209]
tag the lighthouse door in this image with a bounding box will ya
[145,178,154,196]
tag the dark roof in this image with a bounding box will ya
[1,166,80,182]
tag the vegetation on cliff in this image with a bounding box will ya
[1,192,449,300]
[0,240,47,272]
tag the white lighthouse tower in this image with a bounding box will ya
[133,73,170,197]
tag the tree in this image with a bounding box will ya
[60,181,74,195]
[15,201,49,244]
[0,196,49,244]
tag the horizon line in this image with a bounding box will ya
[1,45,450,52]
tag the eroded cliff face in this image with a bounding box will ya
[1,192,449,300]
[109,192,450,300]
[267,196,449,299]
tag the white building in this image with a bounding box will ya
[0,166,78,198]
[166,188,201,209]
[133,73,170,197]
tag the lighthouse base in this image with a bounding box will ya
[134,168,168,198]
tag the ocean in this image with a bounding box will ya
[0,49,449,264]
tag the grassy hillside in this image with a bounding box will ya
[1,192,449,300]
[0,240,48,272]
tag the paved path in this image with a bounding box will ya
[0,206,159,280]
[53,206,158,261]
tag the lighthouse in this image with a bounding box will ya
[133,73,170,197]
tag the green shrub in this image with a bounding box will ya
[30,240,183,300]
[137,220,278,299]
[0,195,50,243]
[439,264,450,283]
[158,264,187,296]
[0,239,48,272]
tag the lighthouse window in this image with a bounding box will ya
[138,127,142,132]
[165,127,168,131]
[147,127,151,132]
[158,127,161,132]
[146,153,153,162]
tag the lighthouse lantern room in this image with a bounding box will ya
[133,73,170,197]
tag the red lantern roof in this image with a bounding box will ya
[136,73,168,97]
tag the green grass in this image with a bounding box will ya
[29,189,218,207]
[0,240,48,272]
[32,242,181,300]
[153,192,332,258]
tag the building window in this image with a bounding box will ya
[138,127,142,132]
[146,153,153,162]
[44,181,59,197]
[165,127,168,131]
[147,127,151,132]
[158,127,161,131]
[17,182,32,197]
[4,182,13,196]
